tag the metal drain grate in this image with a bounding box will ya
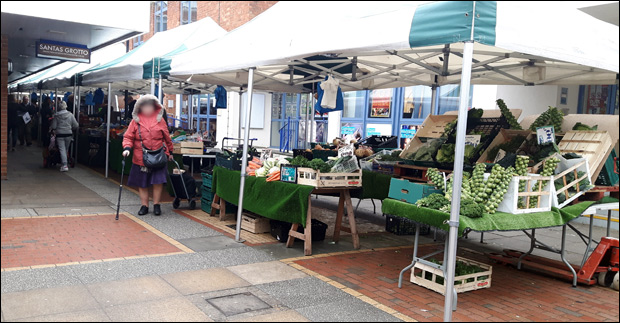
[206,292,271,316]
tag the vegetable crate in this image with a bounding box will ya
[358,135,398,149]
[477,129,530,163]
[388,178,442,204]
[215,153,242,171]
[595,150,618,186]
[552,157,592,209]
[494,174,553,214]
[557,131,613,181]
[410,257,492,295]
[297,168,362,188]
[311,149,338,161]
[414,115,457,140]
[241,213,271,234]
[385,214,430,236]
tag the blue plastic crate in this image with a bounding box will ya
[388,178,442,204]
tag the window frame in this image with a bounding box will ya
[154,1,168,34]
[180,1,197,25]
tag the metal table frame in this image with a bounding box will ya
[184,154,215,176]
[397,203,618,301]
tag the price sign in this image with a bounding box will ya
[260,149,273,162]
[338,144,355,158]
[536,126,555,145]
[464,135,481,147]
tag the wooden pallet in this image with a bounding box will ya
[393,164,452,183]
[558,131,613,181]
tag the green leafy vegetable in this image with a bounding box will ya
[496,99,522,130]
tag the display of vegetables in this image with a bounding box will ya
[529,106,564,133]
[444,172,472,201]
[427,168,445,191]
[486,135,526,161]
[471,163,486,202]
[554,171,593,204]
[412,139,444,162]
[415,193,450,210]
[440,199,484,218]
[572,122,597,131]
[529,157,560,208]
[496,99,522,130]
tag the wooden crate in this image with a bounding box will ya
[556,131,613,180]
[477,129,530,163]
[495,174,553,214]
[241,213,271,234]
[410,257,492,295]
[552,157,592,209]
[173,147,203,155]
[174,141,204,149]
[297,168,362,188]
[413,115,457,140]
[393,164,452,183]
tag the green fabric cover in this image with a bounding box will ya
[382,198,596,236]
[212,167,315,226]
[354,171,392,200]
[409,1,496,48]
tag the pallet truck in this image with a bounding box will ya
[489,236,618,290]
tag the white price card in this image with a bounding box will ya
[464,135,481,147]
[536,126,555,145]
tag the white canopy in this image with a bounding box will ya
[79,17,225,93]
[168,1,618,92]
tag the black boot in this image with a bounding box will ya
[153,204,162,216]
[138,205,149,216]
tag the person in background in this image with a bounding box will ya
[122,95,174,216]
[40,96,53,147]
[7,95,19,151]
[50,102,78,172]
[22,96,36,146]
[124,96,136,121]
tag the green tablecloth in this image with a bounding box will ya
[213,167,315,226]
[354,171,392,200]
[382,198,597,236]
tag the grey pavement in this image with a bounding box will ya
[2,144,619,322]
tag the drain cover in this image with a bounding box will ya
[206,292,271,316]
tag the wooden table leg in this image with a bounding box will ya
[333,191,345,243]
[285,195,313,256]
[343,189,360,249]
[303,195,312,256]
[219,197,226,221]
[210,194,220,217]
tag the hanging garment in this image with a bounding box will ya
[93,88,105,105]
[214,85,227,109]
[31,92,38,103]
[85,92,94,106]
[314,76,344,114]
[320,76,339,109]
[63,92,72,103]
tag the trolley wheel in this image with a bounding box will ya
[173,198,180,209]
[613,273,619,291]
[597,270,615,287]
[189,200,196,210]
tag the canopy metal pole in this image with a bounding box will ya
[72,84,77,114]
[235,67,255,243]
[188,94,193,130]
[151,78,156,96]
[105,82,112,178]
[74,85,81,163]
[158,75,163,100]
[430,84,438,115]
[443,40,474,323]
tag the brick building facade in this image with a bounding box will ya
[128,1,277,51]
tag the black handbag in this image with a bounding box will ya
[138,123,168,170]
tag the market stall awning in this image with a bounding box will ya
[78,17,226,93]
[167,1,618,92]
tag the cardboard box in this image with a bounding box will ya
[557,131,613,181]
[477,129,531,163]
[414,115,457,139]
[241,213,271,234]
[174,141,204,149]
[388,178,442,204]
[173,147,203,155]
[444,108,523,120]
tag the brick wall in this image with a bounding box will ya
[1,34,8,179]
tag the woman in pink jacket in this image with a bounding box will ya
[122,95,173,216]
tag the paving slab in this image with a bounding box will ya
[161,268,250,295]
[0,285,99,321]
[228,309,310,322]
[66,258,156,284]
[0,266,82,294]
[87,276,181,307]
[256,277,353,310]
[103,296,212,322]
[198,247,276,267]
[227,261,307,285]
[178,236,243,252]
[11,309,110,322]
[137,253,216,276]
[296,298,401,322]
[33,206,115,216]
[206,292,271,316]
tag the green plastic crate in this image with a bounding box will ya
[595,150,619,186]
[201,173,213,189]
[201,197,212,213]
[388,178,443,204]
[312,149,338,161]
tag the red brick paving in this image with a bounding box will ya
[1,215,182,269]
[295,246,620,322]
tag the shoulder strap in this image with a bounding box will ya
[137,123,149,150]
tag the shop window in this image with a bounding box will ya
[437,85,473,115]
[581,85,613,115]
[285,94,297,118]
[366,123,392,137]
[271,93,283,119]
[270,121,282,147]
[154,1,168,33]
[368,89,393,118]
[399,124,421,149]
[402,86,432,120]
[133,35,144,48]
[180,1,197,25]
[341,122,363,141]
[342,91,365,119]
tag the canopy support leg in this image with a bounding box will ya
[105,82,112,178]
[443,40,474,323]
[38,88,42,147]
[74,86,81,164]
[235,67,255,243]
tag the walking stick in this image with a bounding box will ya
[115,157,126,221]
